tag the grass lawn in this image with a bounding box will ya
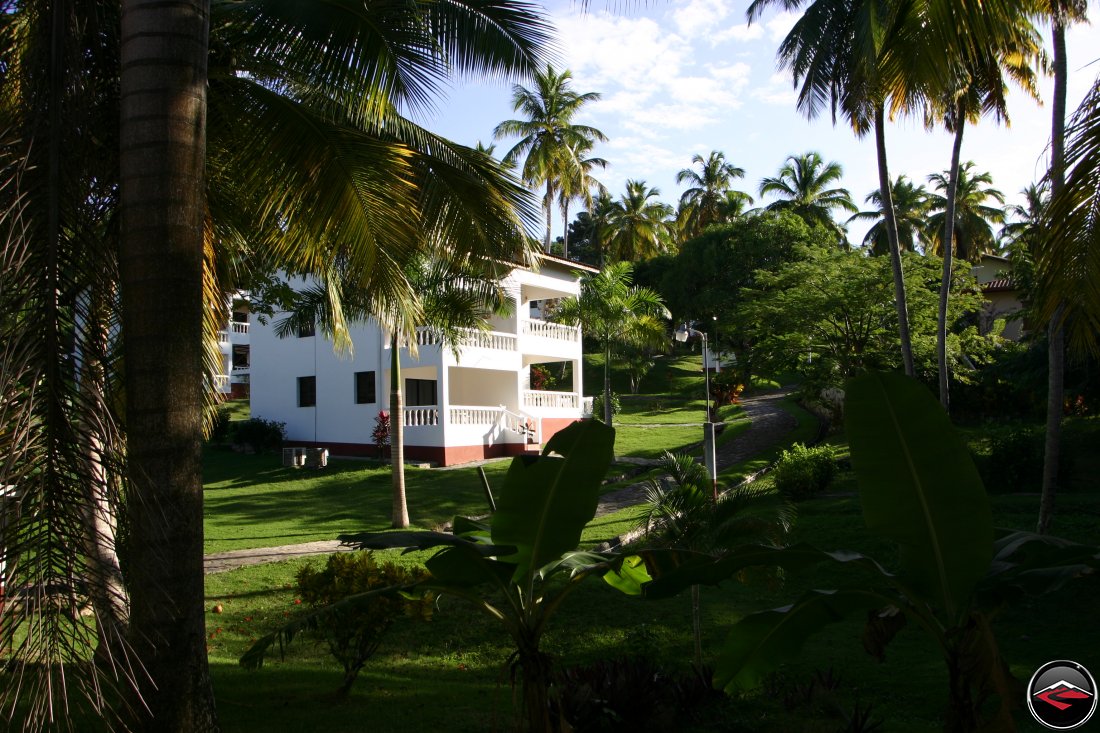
[205,473,1100,733]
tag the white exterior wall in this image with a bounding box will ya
[250,258,593,459]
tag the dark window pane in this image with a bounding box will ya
[355,371,376,404]
[298,376,316,407]
[405,378,437,406]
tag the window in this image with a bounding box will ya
[297,321,315,338]
[298,376,316,407]
[354,371,376,404]
[405,378,437,406]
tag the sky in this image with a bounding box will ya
[415,0,1100,246]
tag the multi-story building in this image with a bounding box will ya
[249,255,595,465]
[214,297,251,399]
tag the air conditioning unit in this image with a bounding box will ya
[305,448,329,468]
[282,447,306,468]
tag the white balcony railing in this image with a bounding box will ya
[231,321,249,334]
[403,407,439,426]
[212,374,230,392]
[523,390,580,410]
[521,319,580,342]
[414,327,517,352]
[449,406,501,425]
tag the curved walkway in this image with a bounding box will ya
[203,389,801,574]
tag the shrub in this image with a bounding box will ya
[530,364,553,391]
[592,391,621,422]
[207,405,232,444]
[980,427,1074,493]
[296,552,433,697]
[773,443,836,501]
[711,370,745,407]
[233,417,285,453]
[371,410,391,458]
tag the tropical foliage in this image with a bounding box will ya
[848,176,931,255]
[926,162,1007,262]
[758,152,857,237]
[676,150,751,239]
[604,180,675,262]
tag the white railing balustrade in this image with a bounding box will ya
[212,374,230,391]
[402,407,439,426]
[415,328,442,346]
[500,408,540,444]
[521,319,580,342]
[461,329,517,352]
[523,390,580,410]
[231,321,249,334]
[449,407,499,425]
[582,396,595,416]
[217,330,230,343]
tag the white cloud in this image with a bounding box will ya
[712,22,764,44]
[766,11,799,42]
[752,72,798,106]
[673,0,734,37]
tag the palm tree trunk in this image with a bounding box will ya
[937,104,966,411]
[544,180,554,252]
[119,1,218,730]
[603,342,613,426]
[1039,16,1068,535]
[691,584,703,672]
[874,104,915,377]
[561,199,570,259]
[390,332,410,528]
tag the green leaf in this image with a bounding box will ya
[714,589,893,692]
[425,546,514,588]
[845,372,992,620]
[633,543,893,600]
[490,420,614,583]
[602,555,652,596]
[338,529,513,557]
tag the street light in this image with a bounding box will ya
[674,322,717,500]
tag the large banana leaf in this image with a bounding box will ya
[845,372,992,620]
[714,588,895,692]
[607,544,895,599]
[491,419,614,583]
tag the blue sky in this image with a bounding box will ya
[416,0,1100,245]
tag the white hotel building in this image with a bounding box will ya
[248,255,595,466]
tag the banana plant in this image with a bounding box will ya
[241,419,617,733]
[609,373,1100,732]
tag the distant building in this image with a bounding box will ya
[249,255,595,466]
[971,254,1025,341]
[214,296,251,399]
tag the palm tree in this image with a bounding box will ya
[925,162,1007,263]
[746,0,930,376]
[605,180,675,262]
[676,151,749,238]
[554,262,669,425]
[118,0,219,728]
[1036,0,1089,536]
[637,451,793,671]
[758,152,857,238]
[848,176,931,255]
[1,0,552,727]
[1037,74,1099,533]
[556,139,608,259]
[494,65,607,252]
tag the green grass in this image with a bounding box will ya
[220,399,251,422]
[206,479,1100,732]
[203,451,510,553]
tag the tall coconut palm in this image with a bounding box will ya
[1,0,552,727]
[758,152,857,239]
[1036,0,1089,535]
[746,0,929,376]
[605,180,675,262]
[556,139,607,259]
[925,162,1007,262]
[494,65,607,252]
[848,176,931,255]
[676,150,749,238]
[922,30,1039,410]
[554,262,669,425]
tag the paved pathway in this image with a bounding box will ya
[203,389,801,574]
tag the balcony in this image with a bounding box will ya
[415,327,517,352]
[520,319,580,342]
[523,390,582,411]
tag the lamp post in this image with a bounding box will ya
[675,322,717,500]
